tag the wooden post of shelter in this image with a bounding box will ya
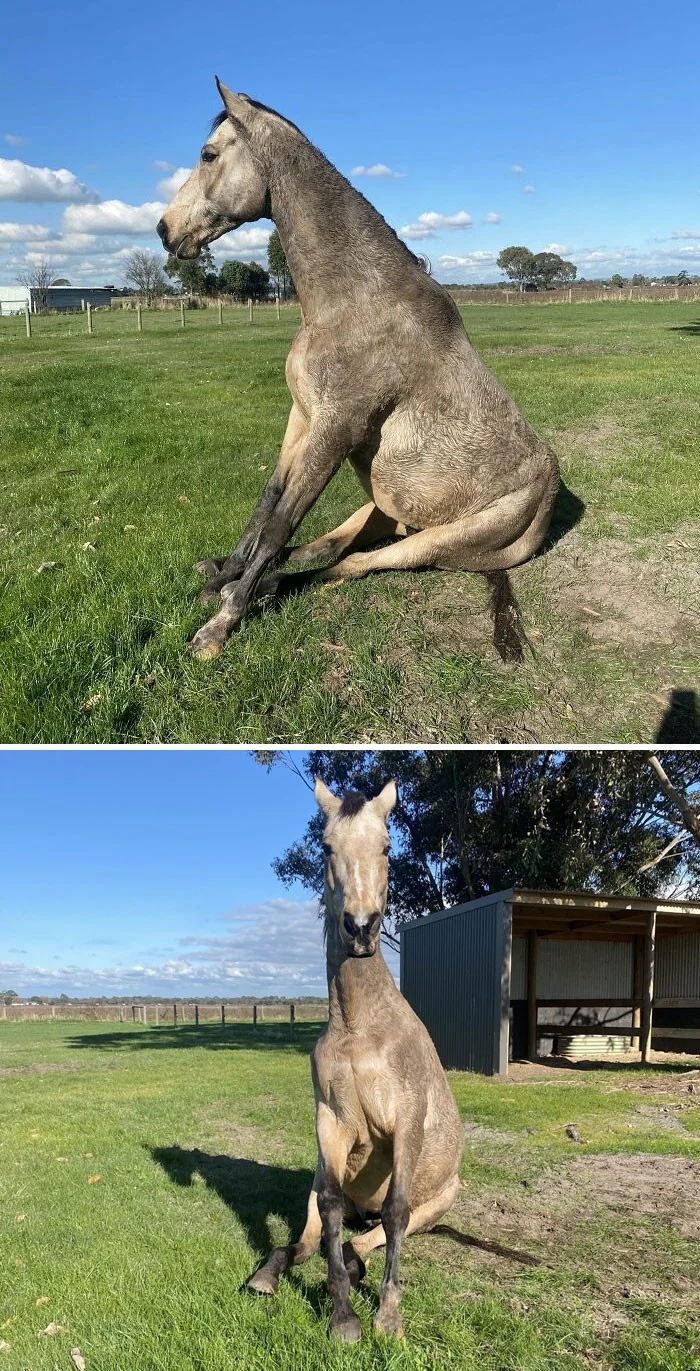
[25,304,32,338]
[641,909,657,1063]
[86,301,93,335]
[527,931,538,1061]
[180,300,186,329]
[632,934,644,1036]
[218,299,223,325]
[137,304,142,332]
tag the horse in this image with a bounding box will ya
[246,779,464,1341]
[157,79,560,661]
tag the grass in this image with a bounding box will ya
[2,1019,700,1370]
[0,300,698,742]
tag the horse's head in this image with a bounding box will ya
[157,78,270,260]
[315,778,397,959]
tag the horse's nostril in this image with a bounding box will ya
[156,218,167,242]
[343,915,356,939]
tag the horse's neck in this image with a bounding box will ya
[325,919,397,1033]
[265,134,401,320]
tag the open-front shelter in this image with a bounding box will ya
[399,888,700,1076]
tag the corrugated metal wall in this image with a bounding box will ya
[657,932,700,999]
[511,935,633,999]
[400,895,510,1075]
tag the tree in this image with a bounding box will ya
[218,259,270,301]
[258,751,700,932]
[17,258,58,313]
[123,249,168,304]
[631,274,647,286]
[267,228,294,299]
[497,246,535,290]
[165,246,217,296]
[530,252,577,290]
[609,273,626,289]
[1,989,18,1003]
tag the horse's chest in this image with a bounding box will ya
[328,1059,397,1141]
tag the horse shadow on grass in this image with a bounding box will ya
[148,1144,544,1285]
[65,1022,322,1056]
[655,689,700,743]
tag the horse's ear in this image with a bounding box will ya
[374,779,397,820]
[314,777,341,818]
[215,77,256,127]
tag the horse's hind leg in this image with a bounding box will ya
[286,502,405,566]
[247,1173,322,1296]
[343,1175,461,1271]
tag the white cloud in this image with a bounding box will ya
[0,157,100,203]
[62,199,165,234]
[438,250,499,275]
[157,167,192,199]
[4,133,28,147]
[671,229,700,240]
[0,222,51,242]
[351,163,404,179]
[512,164,523,174]
[483,212,501,224]
[153,159,174,172]
[543,242,570,255]
[399,210,473,240]
[523,184,535,194]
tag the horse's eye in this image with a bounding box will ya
[383,844,390,856]
[201,148,217,163]
[322,842,332,856]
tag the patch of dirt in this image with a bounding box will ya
[541,530,700,649]
[463,1121,517,1145]
[534,1154,700,1240]
[0,1060,87,1077]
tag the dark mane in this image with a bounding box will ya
[338,790,368,818]
[210,98,304,139]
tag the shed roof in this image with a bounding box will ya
[402,888,700,942]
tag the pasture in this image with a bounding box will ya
[1,1020,700,1370]
[0,301,698,743]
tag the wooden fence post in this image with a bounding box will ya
[137,304,142,332]
[180,300,186,329]
[195,1004,199,1027]
[218,299,223,325]
[221,1003,225,1026]
[182,1003,186,1024]
[86,301,93,335]
[132,1004,136,1023]
[25,304,32,338]
[155,1003,160,1027]
[248,298,253,323]
[173,1002,178,1026]
[253,1004,258,1028]
[290,1002,295,1038]
[276,296,280,320]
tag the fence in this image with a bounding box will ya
[448,283,700,305]
[0,1000,327,1025]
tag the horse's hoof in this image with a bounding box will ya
[247,1268,279,1296]
[199,586,219,606]
[195,558,225,578]
[331,1310,362,1343]
[342,1243,366,1289]
[374,1308,403,1339]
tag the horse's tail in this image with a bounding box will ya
[484,570,528,664]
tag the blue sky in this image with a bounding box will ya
[2,0,700,287]
[0,751,402,999]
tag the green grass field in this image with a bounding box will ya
[0,301,698,742]
[2,1020,700,1370]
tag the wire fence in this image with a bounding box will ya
[0,1000,327,1025]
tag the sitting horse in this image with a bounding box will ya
[157,80,560,660]
[247,779,464,1341]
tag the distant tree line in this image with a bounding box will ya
[120,229,294,304]
[497,246,577,290]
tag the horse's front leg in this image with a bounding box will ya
[197,403,309,602]
[375,1116,424,1339]
[316,1104,361,1343]
[189,416,354,658]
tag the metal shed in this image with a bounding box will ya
[399,888,700,1075]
